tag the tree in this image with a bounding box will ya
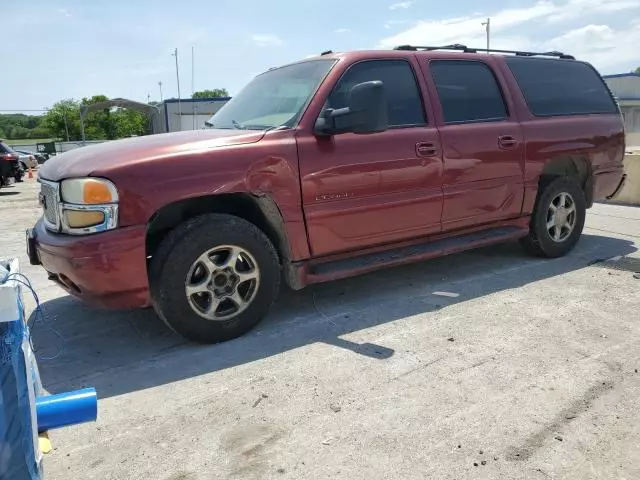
[42,95,150,141]
[42,99,82,141]
[0,113,47,140]
[636,66,640,75]
[192,88,229,99]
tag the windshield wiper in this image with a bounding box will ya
[231,119,246,130]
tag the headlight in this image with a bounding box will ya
[60,178,118,204]
[58,178,119,234]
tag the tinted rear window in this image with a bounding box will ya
[506,57,618,117]
[0,142,15,154]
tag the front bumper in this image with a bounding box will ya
[28,218,150,309]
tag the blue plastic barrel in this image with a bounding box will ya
[35,388,97,432]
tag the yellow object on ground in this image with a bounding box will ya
[38,432,52,454]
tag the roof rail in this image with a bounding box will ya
[393,44,575,60]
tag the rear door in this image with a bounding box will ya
[422,59,525,231]
[297,58,443,256]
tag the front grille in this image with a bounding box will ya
[40,181,59,228]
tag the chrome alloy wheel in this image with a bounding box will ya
[184,245,260,320]
[546,192,577,243]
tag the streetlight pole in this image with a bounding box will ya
[171,48,182,122]
[158,81,163,102]
[481,17,491,52]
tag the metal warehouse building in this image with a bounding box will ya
[603,73,640,148]
[151,97,231,134]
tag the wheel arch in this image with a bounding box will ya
[540,155,593,207]
[146,193,293,266]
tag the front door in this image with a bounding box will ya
[297,59,443,257]
[424,59,525,231]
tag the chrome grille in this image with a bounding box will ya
[40,181,59,228]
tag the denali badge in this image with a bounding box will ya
[315,192,351,201]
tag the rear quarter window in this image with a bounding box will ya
[0,142,15,154]
[505,57,618,117]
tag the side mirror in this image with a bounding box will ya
[315,80,388,136]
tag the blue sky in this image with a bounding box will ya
[2,0,639,112]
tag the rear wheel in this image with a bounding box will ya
[520,176,586,258]
[150,214,280,344]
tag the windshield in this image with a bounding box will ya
[207,59,335,130]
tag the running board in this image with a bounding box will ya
[306,226,528,285]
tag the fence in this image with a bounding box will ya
[8,140,107,155]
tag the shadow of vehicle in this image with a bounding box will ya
[30,234,636,399]
[0,190,20,196]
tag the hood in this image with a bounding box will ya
[39,129,265,181]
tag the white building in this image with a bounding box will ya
[603,73,640,148]
[154,97,231,134]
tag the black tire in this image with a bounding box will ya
[520,176,586,258]
[150,214,280,344]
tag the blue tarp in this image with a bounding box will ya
[0,260,42,480]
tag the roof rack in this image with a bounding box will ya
[393,44,575,60]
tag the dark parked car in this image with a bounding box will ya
[29,45,626,343]
[0,140,23,186]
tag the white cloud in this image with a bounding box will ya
[389,1,413,10]
[377,0,640,72]
[58,8,72,17]
[251,34,283,47]
[334,28,351,34]
[379,3,551,49]
[384,19,409,29]
[548,0,639,22]
[544,22,640,70]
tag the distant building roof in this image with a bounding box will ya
[164,97,231,104]
[81,98,159,114]
[602,73,640,79]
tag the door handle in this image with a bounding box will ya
[498,135,517,149]
[416,142,439,157]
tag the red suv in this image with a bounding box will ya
[27,45,626,343]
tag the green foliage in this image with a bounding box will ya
[5,89,227,142]
[0,113,48,140]
[192,88,229,99]
[42,95,149,141]
[42,99,82,141]
[636,66,640,75]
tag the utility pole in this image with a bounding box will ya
[79,106,86,145]
[192,45,196,130]
[158,81,163,102]
[62,110,70,142]
[481,17,491,52]
[171,48,182,123]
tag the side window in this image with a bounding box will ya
[327,60,426,127]
[505,57,618,116]
[430,60,508,124]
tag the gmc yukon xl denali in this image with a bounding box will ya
[27,45,626,343]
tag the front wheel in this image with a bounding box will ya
[520,176,586,258]
[150,214,281,344]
